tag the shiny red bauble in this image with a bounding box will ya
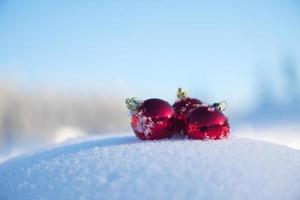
[130,98,175,140]
[172,88,203,134]
[186,105,230,140]
[172,98,202,134]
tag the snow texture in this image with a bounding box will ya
[135,110,155,138]
[0,136,300,200]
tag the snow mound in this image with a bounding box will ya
[0,136,300,200]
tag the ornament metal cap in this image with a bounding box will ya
[177,87,187,100]
[211,101,227,112]
[126,97,141,112]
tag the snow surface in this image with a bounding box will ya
[235,123,300,150]
[0,135,300,200]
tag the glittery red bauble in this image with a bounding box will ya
[186,105,230,140]
[172,98,202,134]
[131,98,175,140]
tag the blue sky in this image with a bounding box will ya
[0,0,300,111]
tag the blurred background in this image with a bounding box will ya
[1,0,300,161]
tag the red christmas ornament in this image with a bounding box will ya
[172,88,202,134]
[126,97,175,140]
[186,102,230,140]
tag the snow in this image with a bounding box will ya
[54,126,87,143]
[0,135,300,200]
[235,123,300,150]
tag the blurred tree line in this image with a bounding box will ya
[238,58,300,125]
[0,83,129,150]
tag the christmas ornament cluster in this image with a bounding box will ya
[126,88,230,141]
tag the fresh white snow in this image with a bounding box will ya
[235,123,300,150]
[0,135,300,200]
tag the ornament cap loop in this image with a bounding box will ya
[126,97,141,112]
[212,100,227,112]
[177,87,187,100]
